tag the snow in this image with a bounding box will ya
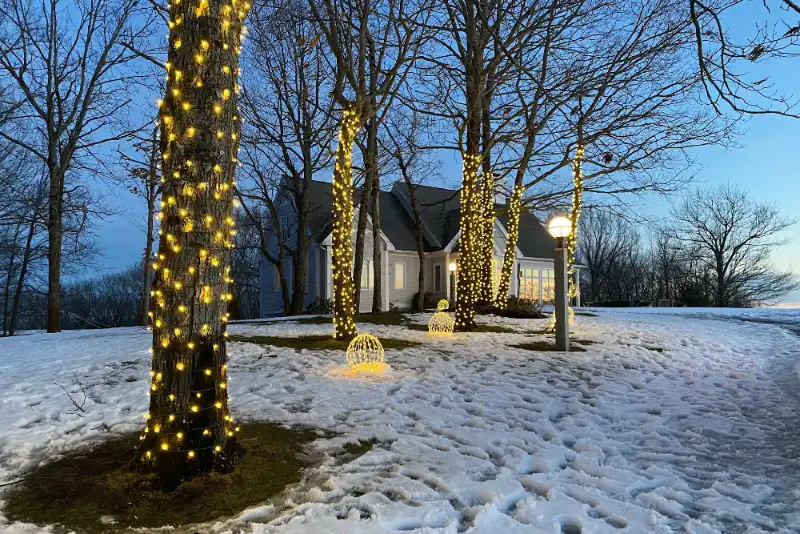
[1,309,800,533]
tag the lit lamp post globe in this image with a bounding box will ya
[547,216,571,240]
[547,216,571,351]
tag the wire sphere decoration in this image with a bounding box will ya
[428,311,455,335]
[346,333,386,373]
[437,299,449,311]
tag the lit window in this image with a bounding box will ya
[361,260,374,290]
[394,263,406,290]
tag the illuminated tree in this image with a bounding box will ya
[308,0,426,339]
[131,0,250,488]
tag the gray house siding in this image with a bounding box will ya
[387,252,420,309]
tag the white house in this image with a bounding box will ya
[259,180,580,315]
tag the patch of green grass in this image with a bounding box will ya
[510,341,586,352]
[295,311,412,326]
[573,311,598,317]
[3,423,364,533]
[229,334,421,351]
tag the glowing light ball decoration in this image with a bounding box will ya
[428,311,455,335]
[346,333,385,374]
[437,299,449,311]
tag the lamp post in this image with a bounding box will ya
[548,216,571,352]
[448,262,457,307]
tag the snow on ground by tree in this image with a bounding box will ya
[1,309,799,533]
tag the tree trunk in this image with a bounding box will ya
[46,167,63,333]
[371,159,382,314]
[352,127,375,313]
[2,223,21,336]
[290,175,309,315]
[131,0,249,488]
[331,107,361,340]
[9,215,37,336]
[142,191,156,326]
[495,182,522,307]
[142,129,160,326]
[454,1,483,331]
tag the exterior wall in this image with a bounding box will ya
[424,253,449,303]
[387,251,421,309]
[354,216,376,313]
[259,190,322,317]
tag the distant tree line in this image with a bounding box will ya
[1,209,262,334]
[578,184,798,308]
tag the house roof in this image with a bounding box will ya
[300,180,420,250]
[300,179,557,259]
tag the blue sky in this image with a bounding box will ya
[92,2,800,305]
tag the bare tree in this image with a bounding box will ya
[308,0,428,338]
[382,109,439,310]
[577,208,641,304]
[671,184,798,306]
[241,0,336,315]
[119,125,162,325]
[0,0,156,332]
[132,0,250,487]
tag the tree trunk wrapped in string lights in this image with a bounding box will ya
[476,173,495,304]
[131,0,250,489]
[331,107,362,340]
[454,153,482,331]
[494,183,523,308]
[567,143,584,299]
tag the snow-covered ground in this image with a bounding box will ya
[1,309,800,533]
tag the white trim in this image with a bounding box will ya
[443,230,460,253]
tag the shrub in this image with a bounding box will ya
[490,297,547,319]
[305,297,333,314]
[411,291,439,310]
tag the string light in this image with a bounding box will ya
[330,106,361,340]
[495,183,523,308]
[567,143,584,300]
[454,153,482,330]
[135,0,250,472]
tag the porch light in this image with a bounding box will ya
[547,216,571,239]
[448,262,457,272]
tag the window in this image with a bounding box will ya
[361,260,374,290]
[518,266,541,303]
[434,264,442,292]
[394,262,406,290]
[542,269,555,305]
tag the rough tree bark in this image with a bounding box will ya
[131,0,249,489]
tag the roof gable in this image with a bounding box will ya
[293,179,557,258]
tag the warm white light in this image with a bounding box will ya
[548,216,571,239]
[448,262,457,272]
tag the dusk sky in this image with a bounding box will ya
[92,2,800,305]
